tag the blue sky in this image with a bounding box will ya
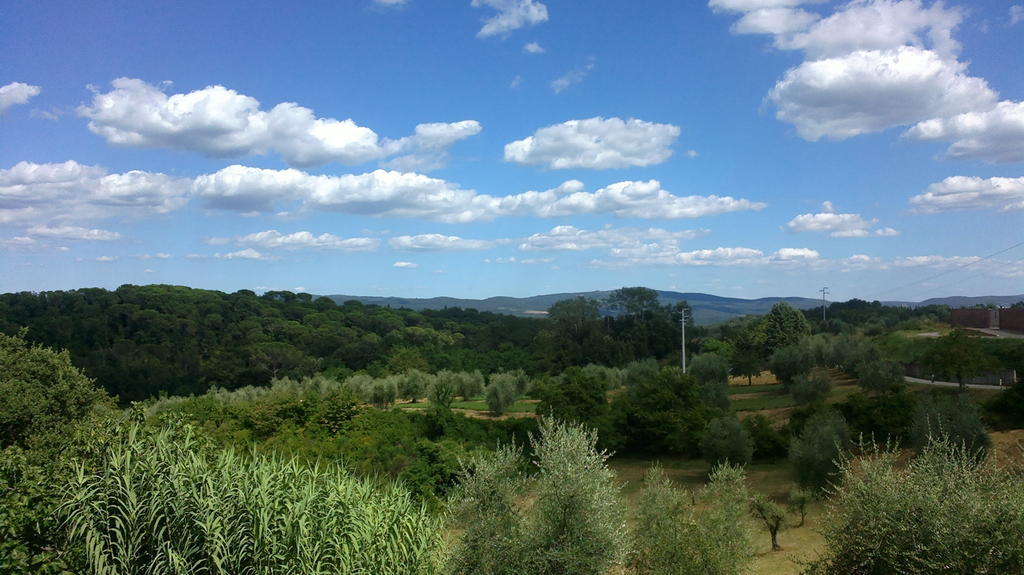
[1,0,1022,301]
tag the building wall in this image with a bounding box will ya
[951,308,997,328]
[1001,308,1024,332]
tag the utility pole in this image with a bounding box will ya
[819,287,830,322]
[680,308,688,372]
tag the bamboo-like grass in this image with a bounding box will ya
[60,424,444,575]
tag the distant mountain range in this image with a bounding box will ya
[326,290,1023,325]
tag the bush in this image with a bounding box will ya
[633,463,752,575]
[484,376,517,415]
[691,353,731,410]
[836,390,914,444]
[768,344,813,389]
[809,438,1024,574]
[790,367,832,405]
[790,409,850,492]
[427,376,456,410]
[911,392,990,458]
[397,369,433,402]
[855,359,904,394]
[0,331,110,448]
[449,419,628,575]
[701,416,754,466]
[742,414,788,462]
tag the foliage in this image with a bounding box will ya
[690,352,731,410]
[427,376,456,410]
[60,423,444,575]
[484,375,518,415]
[768,343,813,389]
[985,379,1024,430]
[835,390,915,443]
[790,367,833,405]
[611,366,708,456]
[911,392,990,458]
[787,487,813,527]
[922,329,995,389]
[760,302,810,356]
[535,367,616,446]
[749,493,786,551]
[701,416,754,466]
[790,409,850,492]
[809,438,1024,574]
[0,331,111,448]
[742,414,788,462]
[449,419,627,575]
[0,286,546,401]
[447,444,525,575]
[854,359,903,394]
[632,463,752,575]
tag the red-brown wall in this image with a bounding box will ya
[951,308,997,328]
[1002,308,1024,332]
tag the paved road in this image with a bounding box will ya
[904,376,1010,391]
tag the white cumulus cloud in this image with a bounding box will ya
[910,176,1024,213]
[786,203,898,237]
[389,233,494,251]
[768,46,995,141]
[519,225,708,253]
[26,225,121,241]
[0,82,41,114]
[211,230,379,252]
[0,160,189,230]
[472,0,548,38]
[505,117,681,169]
[78,78,480,169]
[905,100,1024,164]
[393,260,419,268]
[193,166,766,222]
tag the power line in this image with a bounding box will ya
[869,238,1024,300]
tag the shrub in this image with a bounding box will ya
[790,409,850,492]
[911,392,990,458]
[427,376,456,410]
[691,353,731,410]
[855,359,904,394]
[449,419,628,575]
[484,376,517,415]
[742,414,788,462]
[809,438,1024,574]
[768,344,813,390]
[701,416,754,466]
[633,463,752,575]
[790,367,832,405]
[0,331,111,448]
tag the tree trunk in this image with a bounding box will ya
[770,528,780,551]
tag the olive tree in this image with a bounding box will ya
[701,416,754,466]
[449,419,628,575]
[790,409,850,492]
[633,463,752,574]
[690,353,731,410]
[809,438,1024,574]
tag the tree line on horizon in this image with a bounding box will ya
[0,284,957,403]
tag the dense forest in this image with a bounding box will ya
[0,284,958,402]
